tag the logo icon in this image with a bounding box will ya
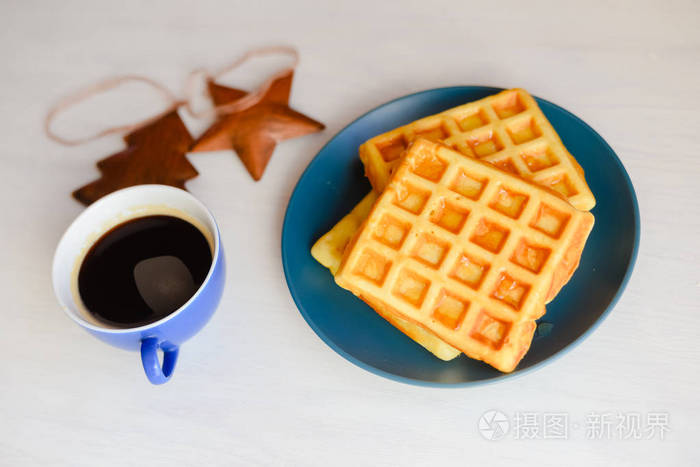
[478,410,510,440]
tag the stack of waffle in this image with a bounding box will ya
[311,89,595,372]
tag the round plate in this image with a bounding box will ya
[282,86,639,386]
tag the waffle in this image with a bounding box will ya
[335,139,594,372]
[311,191,461,361]
[359,88,596,211]
[314,89,593,276]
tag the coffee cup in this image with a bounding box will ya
[52,185,225,384]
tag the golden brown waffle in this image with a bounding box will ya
[336,139,594,372]
[311,191,461,360]
[359,89,596,211]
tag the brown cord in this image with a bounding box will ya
[183,45,298,119]
[44,46,299,145]
[44,75,183,146]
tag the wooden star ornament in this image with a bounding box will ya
[73,110,197,205]
[190,71,324,181]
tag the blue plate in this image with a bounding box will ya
[282,86,639,386]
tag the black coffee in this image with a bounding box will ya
[78,215,212,328]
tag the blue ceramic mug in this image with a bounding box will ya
[52,185,225,385]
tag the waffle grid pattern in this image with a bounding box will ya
[337,140,594,371]
[359,89,596,211]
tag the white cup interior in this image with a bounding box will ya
[52,185,218,332]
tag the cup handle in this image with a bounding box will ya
[140,337,178,385]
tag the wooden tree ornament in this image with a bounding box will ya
[45,76,198,205]
[73,110,196,205]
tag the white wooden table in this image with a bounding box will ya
[1,1,698,465]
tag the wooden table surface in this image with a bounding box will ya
[1,1,698,465]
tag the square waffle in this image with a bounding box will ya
[359,88,596,211]
[335,139,594,372]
